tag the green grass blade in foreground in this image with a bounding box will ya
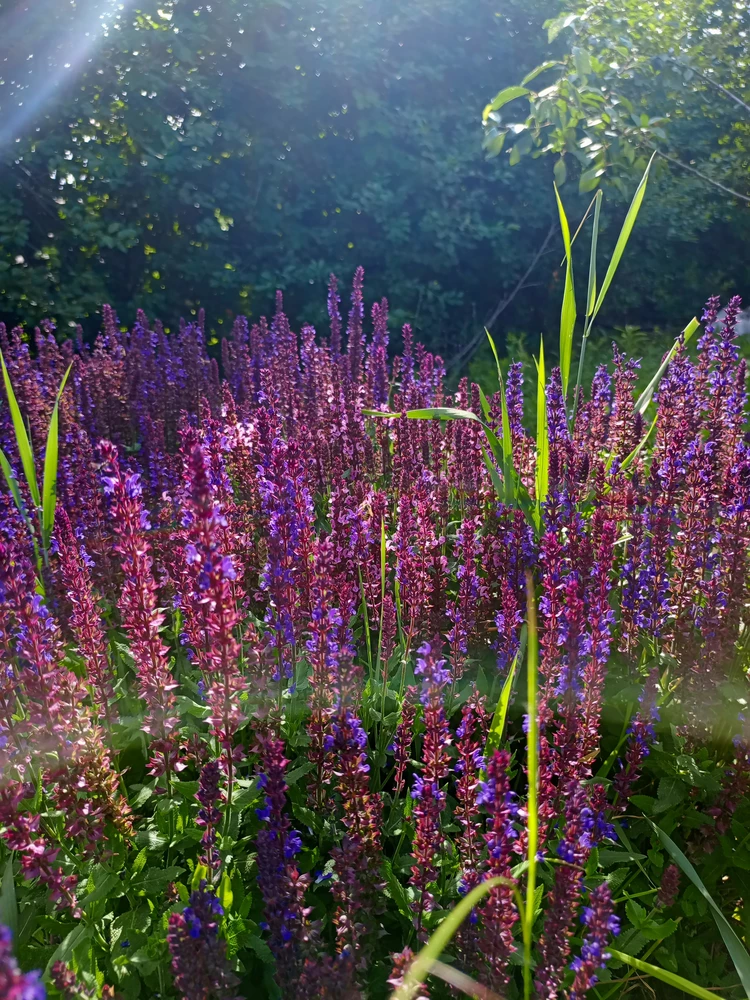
[554,184,576,397]
[649,820,750,998]
[523,570,539,1000]
[364,406,480,423]
[390,876,513,1000]
[1,349,40,508]
[534,339,548,527]
[0,855,18,937]
[429,960,505,999]
[608,950,719,1000]
[485,329,514,500]
[585,189,602,319]
[589,153,654,325]
[635,317,700,415]
[41,362,72,549]
[571,189,602,424]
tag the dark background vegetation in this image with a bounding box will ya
[0,0,748,370]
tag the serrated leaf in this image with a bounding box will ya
[131,847,148,876]
[130,865,185,893]
[286,761,314,785]
[626,898,647,927]
[383,858,411,919]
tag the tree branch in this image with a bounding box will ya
[651,147,750,204]
[448,221,556,376]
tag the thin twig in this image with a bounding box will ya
[449,222,556,376]
[650,146,750,204]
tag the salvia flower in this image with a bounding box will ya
[569,883,620,999]
[167,883,240,1000]
[0,925,44,1000]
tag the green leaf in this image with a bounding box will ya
[41,363,72,549]
[585,190,602,319]
[485,648,521,755]
[554,183,576,398]
[130,865,185,894]
[382,858,411,919]
[578,166,603,194]
[482,85,530,123]
[626,898,647,926]
[609,949,719,1000]
[0,350,40,508]
[521,61,560,86]
[523,578,540,1000]
[635,317,700,414]
[44,924,93,978]
[650,820,750,997]
[553,157,567,187]
[218,871,233,912]
[589,154,654,324]
[0,856,17,938]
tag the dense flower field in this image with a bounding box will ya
[0,273,749,1000]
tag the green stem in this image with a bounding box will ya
[523,571,539,1000]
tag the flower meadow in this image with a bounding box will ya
[0,272,749,1000]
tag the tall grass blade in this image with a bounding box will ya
[635,317,700,414]
[523,570,539,1000]
[554,184,576,397]
[0,447,42,568]
[485,329,514,502]
[609,950,720,1000]
[570,189,603,425]
[390,877,513,1000]
[589,153,655,324]
[649,820,750,997]
[41,363,72,549]
[534,339,548,528]
[429,961,505,1000]
[0,855,18,937]
[585,189,602,318]
[1,349,40,508]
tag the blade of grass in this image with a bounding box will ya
[486,329,514,503]
[523,570,539,1000]
[534,340,548,529]
[0,447,42,569]
[41,363,72,550]
[608,950,719,1000]
[635,317,700,414]
[485,639,524,758]
[589,153,654,325]
[554,184,576,398]
[429,960,505,1000]
[649,820,750,997]
[0,349,40,508]
[571,189,602,425]
[390,876,515,1000]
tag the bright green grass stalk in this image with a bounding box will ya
[522,570,539,1000]
[390,876,519,1000]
